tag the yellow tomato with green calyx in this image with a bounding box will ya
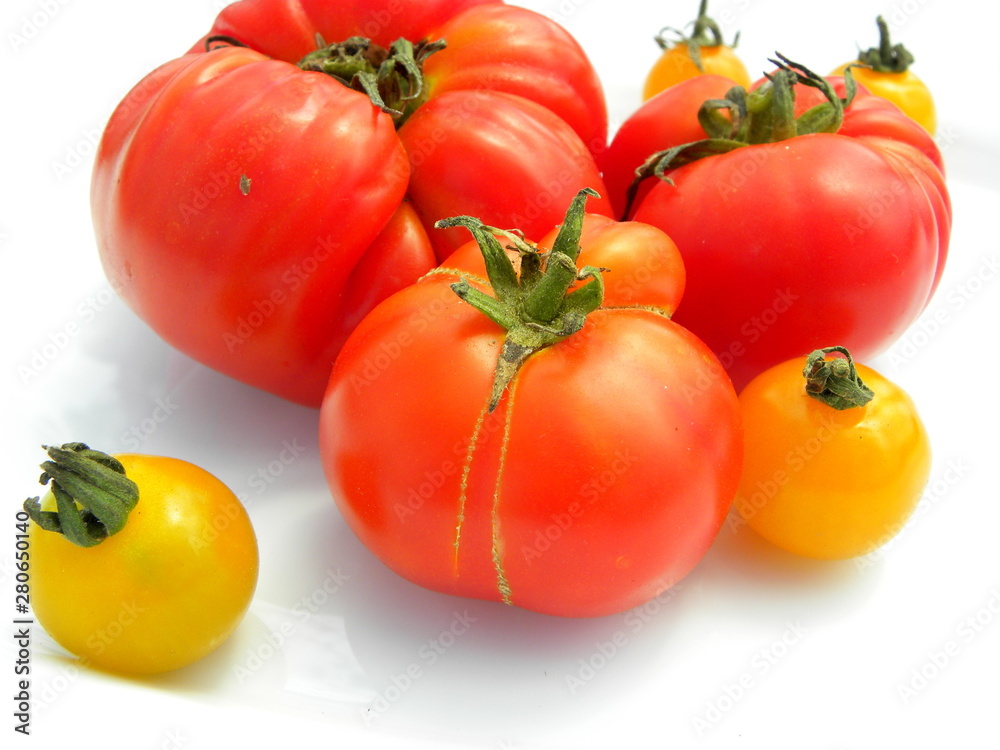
[735,348,931,560]
[642,0,750,100]
[25,444,258,674]
[832,15,936,134]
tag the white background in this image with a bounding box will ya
[3,0,999,747]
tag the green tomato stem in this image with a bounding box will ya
[802,347,875,410]
[23,443,139,547]
[437,188,605,411]
[622,54,857,220]
[654,0,739,73]
[857,16,915,74]
[297,35,446,124]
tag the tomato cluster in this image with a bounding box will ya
[93,0,611,406]
[32,0,948,656]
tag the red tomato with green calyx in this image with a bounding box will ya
[319,190,742,618]
[93,0,611,407]
[616,56,950,392]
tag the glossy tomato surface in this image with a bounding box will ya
[93,0,611,407]
[29,454,259,674]
[642,42,750,100]
[318,214,742,618]
[614,73,950,392]
[735,356,931,559]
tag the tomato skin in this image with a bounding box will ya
[95,1,610,407]
[643,43,750,101]
[601,74,737,219]
[319,217,741,618]
[188,0,607,155]
[29,455,258,674]
[422,3,608,156]
[735,358,930,559]
[400,91,613,260]
[92,48,413,407]
[633,134,945,392]
[190,0,500,63]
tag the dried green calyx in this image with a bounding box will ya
[802,347,875,410]
[23,443,139,547]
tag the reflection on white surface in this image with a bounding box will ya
[237,600,376,706]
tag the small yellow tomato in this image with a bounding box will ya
[831,16,935,134]
[644,43,750,100]
[735,349,931,560]
[27,445,258,674]
[642,0,750,100]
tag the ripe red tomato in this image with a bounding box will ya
[318,192,742,618]
[608,59,950,392]
[93,0,611,407]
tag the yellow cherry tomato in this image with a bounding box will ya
[26,446,258,674]
[644,43,750,100]
[642,0,750,100]
[831,63,936,134]
[735,349,931,560]
[831,16,935,134]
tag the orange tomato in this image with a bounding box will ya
[642,0,750,100]
[735,349,931,560]
[644,42,750,100]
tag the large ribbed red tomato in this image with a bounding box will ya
[605,59,949,391]
[319,192,742,617]
[92,0,610,406]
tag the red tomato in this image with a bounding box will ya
[601,74,738,220]
[93,0,611,407]
[608,60,950,392]
[319,193,742,618]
